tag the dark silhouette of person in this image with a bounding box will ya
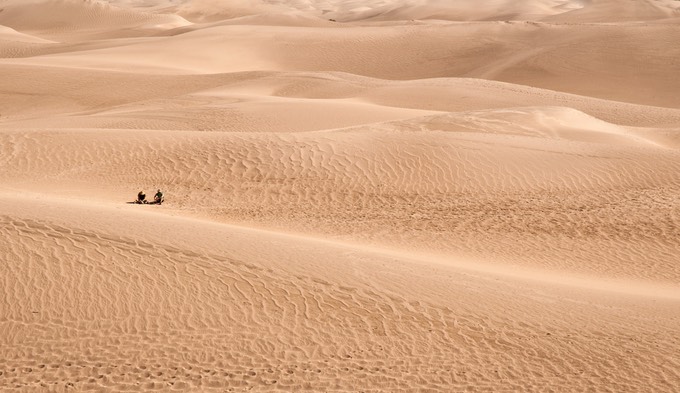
[154,189,163,205]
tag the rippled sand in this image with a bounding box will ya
[1,0,679,391]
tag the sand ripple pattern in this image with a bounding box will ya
[1,213,679,392]
[1,107,679,282]
[1,2,680,390]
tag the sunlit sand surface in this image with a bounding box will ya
[1,0,679,391]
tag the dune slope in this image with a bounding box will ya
[1,0,679,392]
[2,196,679,392]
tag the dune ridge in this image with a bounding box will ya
[3,20,679,107]
[1,0,679,391]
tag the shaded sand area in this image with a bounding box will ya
[1,0,680,391]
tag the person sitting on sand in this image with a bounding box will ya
[154,189,163,205]
[137,190,146,204]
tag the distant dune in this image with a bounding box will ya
[1,0,679,391]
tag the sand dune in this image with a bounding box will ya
[2,106,679,286]
[0,25,54,44]
[544,0,680,22]
[326,0,586,22]
[4,19,679,107]
[0,0,190,39]
[2,195,679,392]
[174,0,680,23]
[1,0,679,391]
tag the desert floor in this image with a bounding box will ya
[1,0,680,391]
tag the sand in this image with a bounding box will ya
[1,0,679,391]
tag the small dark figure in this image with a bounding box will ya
[137,191,146,204]
[154,189,163,205]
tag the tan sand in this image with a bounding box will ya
[1,0,679,391]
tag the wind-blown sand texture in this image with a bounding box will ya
[1,0,680,391]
